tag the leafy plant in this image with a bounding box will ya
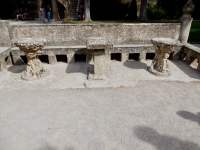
[147,3,166,20]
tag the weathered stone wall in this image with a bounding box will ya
[8,23,181,46]
[0,21,11,47]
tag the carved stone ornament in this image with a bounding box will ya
[182,0,194,14]
[14,38,49,80]
[148,38,180,77]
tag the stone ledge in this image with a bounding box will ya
[11,44,154,51]
[184,43,200,53]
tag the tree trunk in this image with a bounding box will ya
[139,0,147,21]
[51,0,59,20]
[84,0,91,22]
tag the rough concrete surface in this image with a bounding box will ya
[0,60,200,150]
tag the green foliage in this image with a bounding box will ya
[147,3,166,20]
[188,21,200,44]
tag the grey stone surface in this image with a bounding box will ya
[0,21,11,46]
[8,23,181,46]
[86,37,113,50]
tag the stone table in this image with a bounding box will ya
[14,38,49,80]
[86,37,113,80]
[148,38,180,77]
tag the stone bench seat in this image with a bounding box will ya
[10,43,184,65]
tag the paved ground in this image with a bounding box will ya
[0,60,200,150]
[0,60,200,89]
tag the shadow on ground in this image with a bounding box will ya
[66,63,93,75]
[177,110,200,126]
[123,61,147,70]
[39,143,74,150]
[171,61,200,80]
[7,65,26,73]
[134,126,200,150]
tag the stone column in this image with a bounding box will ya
[86,37,113,80]
[179,0,194,43]
[51,0,59,20]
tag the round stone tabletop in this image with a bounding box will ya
[151,38,180,46]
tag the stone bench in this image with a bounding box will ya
[181,43,200,70]
[10,43,183,65]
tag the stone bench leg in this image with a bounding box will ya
[94,53,105,75]
[48,53,57,64]
[185,54,196,65]
[12,55,24,65]
[198,59,200,71]
[185,54,191,64]
[88,52,106,80]
[67,53,75,63]
[0,58,7,71]
[105,49,111,62]
[121,53,129,62]
[5,56,13,65]
[139,52,146,62]
[86,54,93,63]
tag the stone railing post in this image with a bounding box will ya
[179,0,194,43]
[0,21,11,47]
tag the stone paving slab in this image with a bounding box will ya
[0,81,200,150]
[0,60,200,90]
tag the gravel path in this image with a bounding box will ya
[0,81,200,150]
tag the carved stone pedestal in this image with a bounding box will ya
[14,38,49,80]
[148,38,180,77]
[86,37,113,80]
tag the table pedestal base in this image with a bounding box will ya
[88,53,106,80]
[147,66,171,77]
[21,58,49,81]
